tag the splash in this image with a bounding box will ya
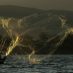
[6,36,19,56]
[0,18,20,56]
[0,15,73,64]
[28,50,40,64]
[0,17,36,64]
[37,15,73,62]
[59,16,67,28]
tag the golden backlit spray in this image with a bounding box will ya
[0,18,20,56]
[0,16,73,64]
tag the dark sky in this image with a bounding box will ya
[0,0,73,10]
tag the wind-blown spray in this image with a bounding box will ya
[0,18,20,56]
[0,16,73,64]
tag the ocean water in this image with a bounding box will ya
[0,55,73,73]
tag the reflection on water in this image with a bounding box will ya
[0,55,73,73]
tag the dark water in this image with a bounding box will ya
[0,55,73,73]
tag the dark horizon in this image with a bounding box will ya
[0,0,72,11]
